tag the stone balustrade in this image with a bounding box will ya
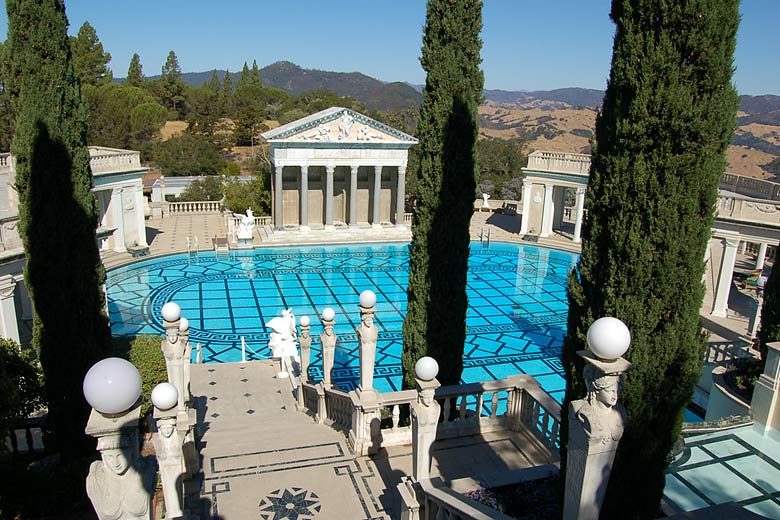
[526,150,591,175]
[88,147,142,174]
[0,153,13,175]
[0,216,23,252]
[165,201,223,215]
[716,195,780,227]
[414,477,518,520]
[297,373,561,456]
[720,172,780,201]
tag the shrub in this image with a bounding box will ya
[112,335,167,418]
[0,338,45,450]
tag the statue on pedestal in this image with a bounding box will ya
[410,359,441,481]
[152,417,184,519]
[235,208,255,240]
[266,308,299,358]
[320,315,336,387]
[571,364,625,446]
[86,431,155,520]
[356,300,378,394]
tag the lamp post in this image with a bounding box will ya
[564,317,632,520]
[411,356,441,481]
[152,382,185,519]
[83,358,154,520]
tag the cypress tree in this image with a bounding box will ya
[401,0,484,389]
[561,1,739,517]
[126,52,144,87]
[758,258,780,361]
[6,0,111,460]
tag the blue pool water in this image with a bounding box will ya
[107,242,578,402]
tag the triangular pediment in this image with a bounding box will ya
[261,107,418,145]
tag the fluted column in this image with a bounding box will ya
[372,166,382,228]
[756,242,768,270]
[274,165,283,230]
[134,186,147,247]
[300,165,309,231]
[712,236,740,317]
[573,187,586,243]
[349,165,359,228]
[111,189,126,252]
[396,165,406,227]
[325,165,334,229]
[540,184,554,237]
[0,275,19,343]
[520,181,533,235]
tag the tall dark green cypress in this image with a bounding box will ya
[758,257,780,362]
[7,0,111,461]
[561,1,739,517]
[401,0,484,389]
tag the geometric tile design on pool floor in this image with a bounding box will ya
[108,242,578,402]
[665,427,780,518]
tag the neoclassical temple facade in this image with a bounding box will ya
[261,108,418,230]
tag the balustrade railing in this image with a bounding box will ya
[525,150,591,175]
[6,415,47,458]
[416,478,517,520]
[165,200,223,215]
[745,242,777,263]
[0,153,13,174]
[297,374,561,456]
[88,148,142,174]
[716,195,780,227]
[404,212,413,224]
[0,216,23,252]
[719,172,780,201]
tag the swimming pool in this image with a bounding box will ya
[107,242,578,402]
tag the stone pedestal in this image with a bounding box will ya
[411,377,441,481]
[753,342,780,435]
[563,353,630,520]
[85,401,155,520]
[153,408,184,519]
[349,391,382,456]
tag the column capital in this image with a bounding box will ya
[274,164,283,174]
[576,186,586,194]
[350,164,359,173]
[545,183,555,193]
[397,165,406,176]
[725,238,741,248]
[0,275,15,299]
[325,164,335,174]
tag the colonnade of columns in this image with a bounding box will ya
[273,164,406,231]
[520,181,587,243]
[711,234,772,318]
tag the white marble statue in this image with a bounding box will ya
[571,364,625,446]
[152,417,185,519]
[320,318,337,386]
[411,383,440,480]
[482,193,491,209]
[339,112,355,139]
[356,306,378,393]
[235,208,255,240]
[86,433,154,520]
[266,308,299,358]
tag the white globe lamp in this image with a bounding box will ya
[359,290,377,308]
[321,307,335,321]
[151,383,179,411]
[83,358,143,415]
[179,316,189,332]
[587,317,631,361]
[415,356,439,382]
[300,315,310,327]
[162,302,181,322]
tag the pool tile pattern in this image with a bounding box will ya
[665,427,780,515]
[107,242,577,400]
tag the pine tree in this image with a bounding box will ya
[126,52,144,87]
[70,21,112,86]
[161,50,184,112]
[561,1,740,517]
[401,0,484,389]
[221,68,234,117]
[6,0,111,461]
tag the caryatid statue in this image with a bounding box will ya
[298,315,312,382]
[160,302,187,416]
[83,358,155,520]
[356,290,379,397]
[410,357,441,481]
[320,307,337,387]
[151,383,185,519]
[571,365,625,446]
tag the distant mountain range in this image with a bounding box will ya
[139,60,779,117]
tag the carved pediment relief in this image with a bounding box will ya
[262,108,417,145]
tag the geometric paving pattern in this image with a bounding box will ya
[665,427,780,518]
[107,242,578,402]
[259,488,321,520]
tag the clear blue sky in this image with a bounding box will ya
[1,0,777,95]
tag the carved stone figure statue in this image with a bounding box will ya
[482,193,491,209]
[299,321,312,382]
[161,333,187,415]
[571,364,625,445]
[356,307,378,393]
[236,208,255,240]
[320,318,336,386]
[152,417,184,519]
[86,432,154,520]
[339,112,355,139]
[266,308,298,358]
[411,383,441,480]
